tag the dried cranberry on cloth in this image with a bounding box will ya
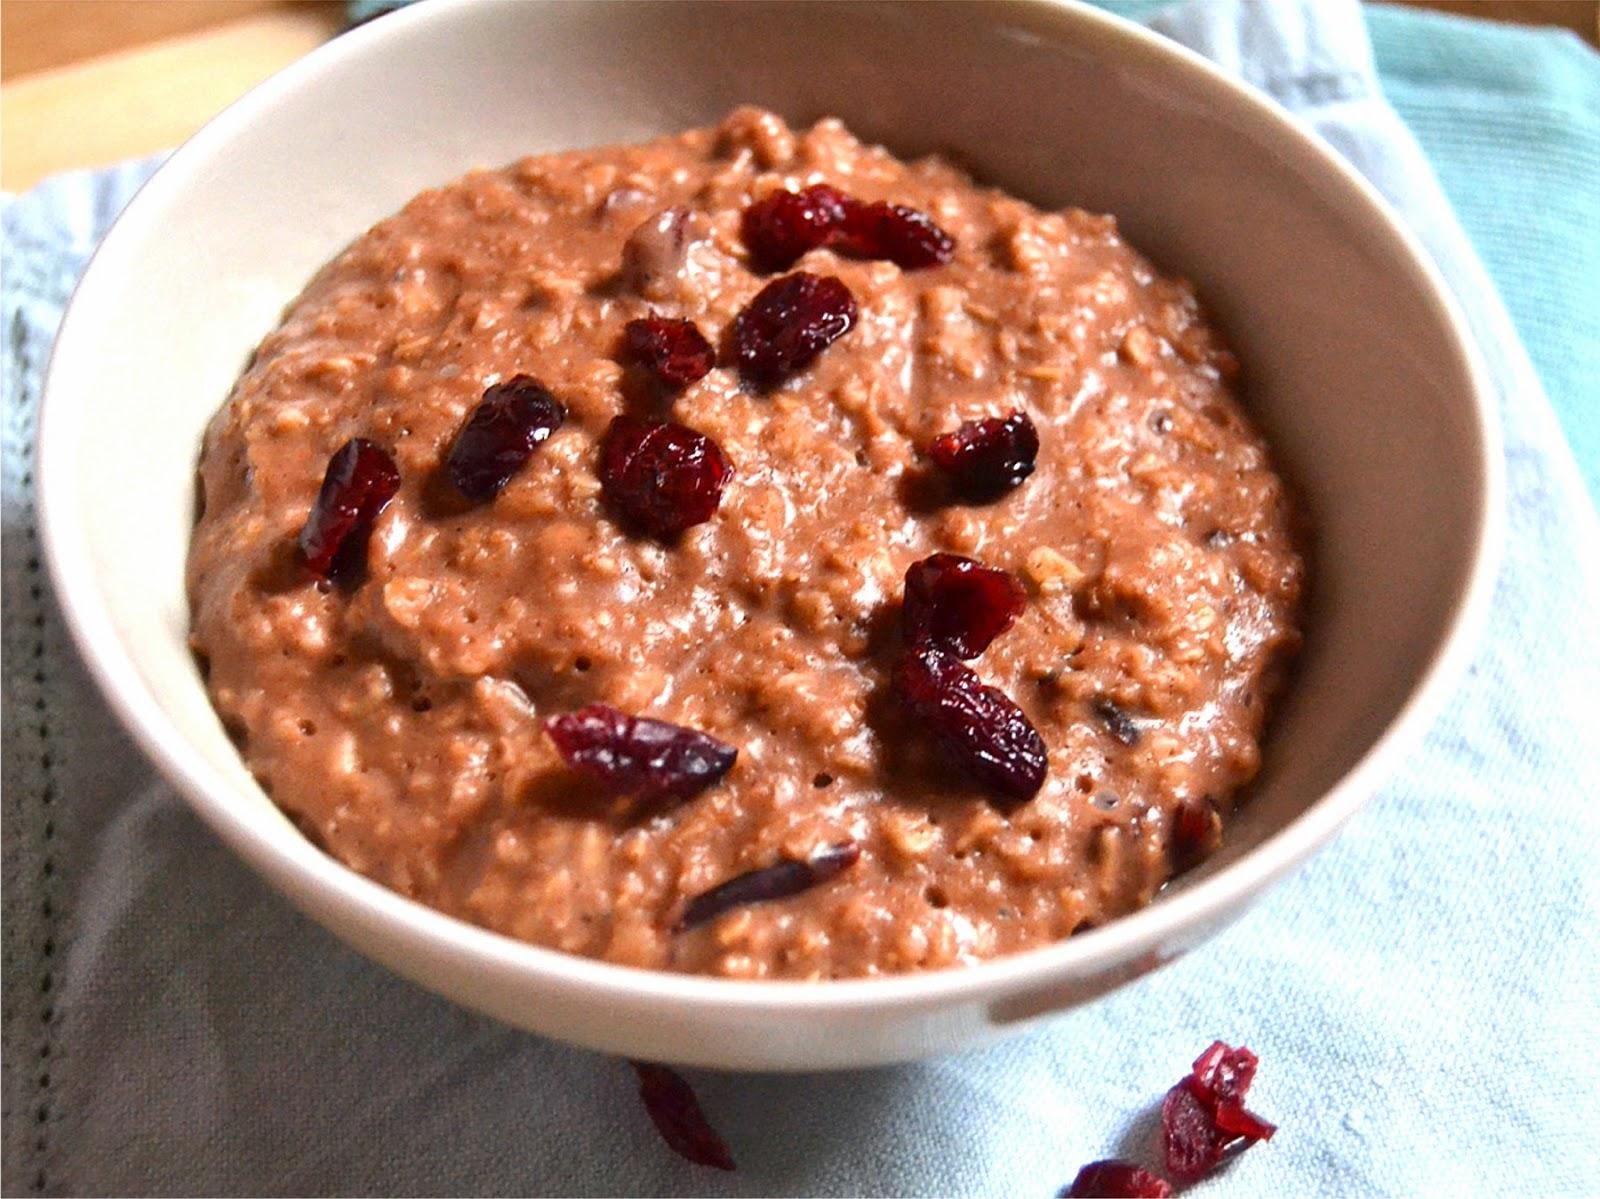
[4,0,1598,1193]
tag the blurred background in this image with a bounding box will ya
[3,0,1598,191]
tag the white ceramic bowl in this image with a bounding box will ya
[38,0,1500,1069]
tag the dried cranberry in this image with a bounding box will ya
[741,185,955,272]
[1213,1102,1278,1142]
[1090,697,1142,747]
[678,842,860,931]
[731,272,857,388]
[902,553,1026,659]
[1172,798,1222,868]
[600,416,733,540]
[445,374,566,503]
[1061,1160,1172,1198]
[839,201,955,269]
[741,184,853,272]
[1189,1041,1277,1142]
[1160,1041,1276,1184]
[545,703,737,803]
[623,317,715,389]
[893,646,1047,802]
[297,438,400,583]
[926,411,1039,500]
[632,1062,736,1171]
[1161,1083,1227,1185]
[1189,1040,1258,1109]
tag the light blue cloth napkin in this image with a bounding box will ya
[5,1,1597,1194]
[1366,3,1600,504]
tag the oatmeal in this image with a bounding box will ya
[188,108,1303,979]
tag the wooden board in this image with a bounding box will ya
[1,0,289,79]
[1,2,342,189]
[1,0,1593,193]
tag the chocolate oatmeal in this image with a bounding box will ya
[188,108,1303,979]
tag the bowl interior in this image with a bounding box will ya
[40,0,1493,1042]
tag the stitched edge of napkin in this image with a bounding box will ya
[2,257,69,1199]
[1,158,165,1197]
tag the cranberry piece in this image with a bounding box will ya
[1189,1040,1259,1109]
[1160,1040,1276,1184]
[1172,797,1222,868]
[1213,1102,1278,1142]
[297,438,400,583]
[741,185,955,272]
[545,703,737,803]
[1061,1160,1172,1198]
[623,316,715,389]
[1189,1040,1277,1142]
[839,201,955,269]
[903,553,1026,659]
[632,1062,736,1171]
[731,272,858,388]
[893,645,1047,802]
[926,411,1039,500]
[1161,1083,1227,1185]
[445,374,566,503]
[678,842,860,931]
[600,416,733,540]
[741,184,854,272]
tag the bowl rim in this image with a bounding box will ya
[36,0,1504,1016]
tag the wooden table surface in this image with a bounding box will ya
[3,0,1597,192]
